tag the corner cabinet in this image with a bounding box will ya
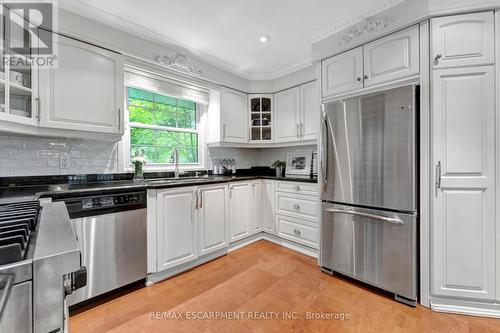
[38,34,123,135]
[322,25,419,98]
[249,94,273,142]
[220,87,248,143]
[274,81,319,143]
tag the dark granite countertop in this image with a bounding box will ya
[0,169,317,202]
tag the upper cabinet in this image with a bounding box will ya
[0,32,124,141]
[431,12,494,69]
[38,34,123,135]
[300,81,319,141]
[220,88,248,143]
[322,25,419,98]
[274,87,300,143]
[322,47,363,97]
[274,81,319,143]
[363,25,419,87]
[249,94,273,142]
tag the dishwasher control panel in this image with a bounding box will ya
[59,191,147,218]
[81,192,145,209]
[81,193,144,209]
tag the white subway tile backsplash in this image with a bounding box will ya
[22,157,48,167]
[0,134,119,177]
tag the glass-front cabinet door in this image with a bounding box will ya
[249,94,273,142]
[0,14,38,126]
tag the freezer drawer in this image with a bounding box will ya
[321,203,417,301]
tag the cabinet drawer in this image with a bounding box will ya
[276,181,318,196]
[278,216,318,249]
[276,192,319,221]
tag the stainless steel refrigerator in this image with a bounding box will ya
[320,85,418,306]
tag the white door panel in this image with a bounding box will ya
[199,185,228,256]
[322,47,363,97]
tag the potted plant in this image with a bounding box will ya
[131,149,147,180]
[271,160,286,178]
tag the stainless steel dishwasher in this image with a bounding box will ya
[56,191,147,306]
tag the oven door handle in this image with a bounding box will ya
[325,208,405,225]
[0,274,14,319]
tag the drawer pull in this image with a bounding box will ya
[293,203,301,210]
[293,228,301,236]
[293,185,301,191]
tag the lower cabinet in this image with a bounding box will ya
[149,180,319,276]
[262,180,275,234]
[152,184,228,273]
[156,187,199,271]
[248,181,263,234]
[229,182,251,242]
[198,184,229,256]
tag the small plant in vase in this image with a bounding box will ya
[271,160,286,178]
[131,150,147,180]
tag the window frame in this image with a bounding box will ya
[120,85,207,172]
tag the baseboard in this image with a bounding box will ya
[228,232,318,259]
[262,233,318,258]
[431,296,500,319]
[146,248,227,285]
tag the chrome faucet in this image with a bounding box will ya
[170,148,180,178]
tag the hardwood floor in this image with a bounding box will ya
[70,240,500,333]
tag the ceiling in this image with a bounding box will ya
[60,0,404,80]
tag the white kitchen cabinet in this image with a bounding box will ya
[363,25,419,87]
[229,182,250,242]
[156,187,198,271]
[198,184,229,256]
[248,181,262,234]
[220,87,248,143]
[299,81,319,141]
[274,87,300,143]
[38,34,123,135]
[431,66,495,300]
[322,47,363,97]
[431,12,494,69]
[262,180,275,234]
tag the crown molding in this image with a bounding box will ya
[308,0,405,43]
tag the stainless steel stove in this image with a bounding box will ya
[0,200,86,333]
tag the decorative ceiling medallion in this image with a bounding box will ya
[155,53,203,77]
[338,18,391,46]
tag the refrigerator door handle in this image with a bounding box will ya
[324,208,405,225]
[321,105,328,190]
[435,161,441,196]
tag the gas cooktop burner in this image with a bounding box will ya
[0,201,40,265]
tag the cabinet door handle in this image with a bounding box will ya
[364,75,368,80]
[435,161,441,196]
[293,228,301,236]
[293,185,301,191]
[434,54,442,64]
[296,124,299,139]
[35,97,40,121]
[195,191,199,209]
[118,108,121,130]
[229,186,233,198]
[223,124,226,140]
[356,77,362,82]
[199,191,203,209]
[300,123,304,139]
[293,203,301,210]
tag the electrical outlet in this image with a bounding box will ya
[60,156,71,169]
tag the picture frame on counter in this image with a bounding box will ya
[285,149,312,178]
